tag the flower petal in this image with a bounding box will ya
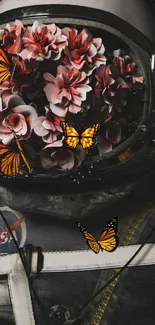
[43,139,63,149]
[69,103,82,114]
[97,135,112,156]
[50,103,68,117]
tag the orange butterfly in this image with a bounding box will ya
[0,132,31,177]
[61,121,101,149]
[76,218,119,254]
[0,46,17,84]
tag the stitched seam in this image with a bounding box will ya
[8,264,36,325]
[43,258,155,271]
[0,244,150,256]
[43,244,143,254]
[8,273,19,325]
[19,265,35,325]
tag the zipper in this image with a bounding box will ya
[91,202,155,325]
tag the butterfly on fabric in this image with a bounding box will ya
[0,131,31,177]
[60,121,101,149]
[76,217,119,254]
[0,46,17,84]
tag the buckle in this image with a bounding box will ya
[20,244,44,275]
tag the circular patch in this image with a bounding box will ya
[0,206,26,253]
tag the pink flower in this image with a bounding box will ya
[95,66,115,98]
[33,109,62,144]
[0,20,24,54]
[44,65,92,117]
[0,80,17,107]
[62,28,106,75]
[20,21,67,61]
[40,146,85,171]
[0,95,38,144]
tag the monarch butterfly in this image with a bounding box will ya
[76,217,119,254]
[61,121,101,149]
[0,46,17,84]
[0,132,31,177]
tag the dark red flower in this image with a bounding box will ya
[15,57,39,75]
[9,57,40,99]
[95,66,115,98]
[97,121,121,156]
[40,146,85,171]
[112,49,144,86]
[0,58,39,103]
[105,122,121,144]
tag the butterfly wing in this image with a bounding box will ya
[0,143,20,176]
[0,48,11,84]
[80,123,101,149]
[14,137,31,172]
[61,121,79,149]
[76,222,100,254]
[0,48,11,65]
[98,217,119,252]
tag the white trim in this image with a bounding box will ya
[0,244,154,324]
[36,244,155,271]
[0,283,10,305]
[151,54,155,71]
[0,243,155,274]
[8,259,36,325]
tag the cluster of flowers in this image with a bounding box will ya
[0,20,144,173]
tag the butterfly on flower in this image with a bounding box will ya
[0,46,17,84]
[0,131,31,177]
[76,217,119,254]
[60,121,101,149]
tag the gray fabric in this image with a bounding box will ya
[0,177,155,324]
